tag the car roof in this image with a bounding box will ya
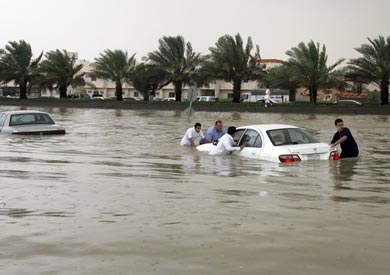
[0,110,47,115]
[237,124,299,131]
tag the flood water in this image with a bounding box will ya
[0,106,389,275]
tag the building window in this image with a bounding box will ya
[134,92,140,97]
[169,93,175,97]
[227,93,234,99]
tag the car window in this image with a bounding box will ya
[267,128,320,146]
[287,129,311,144]
[286,128,320,143]
[9,113,54,126]
[268,129,285,145]
[232,129,245,144]
[242,129,262,148]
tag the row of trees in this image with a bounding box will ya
[0,34,389,104]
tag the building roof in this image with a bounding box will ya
[257,59,284,64]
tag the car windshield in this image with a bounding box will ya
[9,113,55,126]
[267,128,320,146]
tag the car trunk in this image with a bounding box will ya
[11,125,66,135]
[12,129,66,135]
[285,143,331,160]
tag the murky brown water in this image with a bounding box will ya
[0,106,389,275]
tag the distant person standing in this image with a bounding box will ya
[205,120,227,143]
[264,89,272,107]
[148,90,155,102]
[330,118,359,158]
[209,126,245,155]
[180,122,205,147]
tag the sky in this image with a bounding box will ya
[1,0,389,65]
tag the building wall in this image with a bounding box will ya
[66,57,283,100]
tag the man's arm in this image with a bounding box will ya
[188,137,195,147]
[330,136,347,148]
[223,139,244,152]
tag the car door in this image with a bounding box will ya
[235,129,263,158]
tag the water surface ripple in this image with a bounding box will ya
[0,107,389,275]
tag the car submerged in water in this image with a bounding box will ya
[0,110,66,135]
[197,124,339,163]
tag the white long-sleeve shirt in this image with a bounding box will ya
[209,133,241,155]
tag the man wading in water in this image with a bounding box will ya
[330,118,359,158]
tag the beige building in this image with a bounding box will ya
[160,59,285,100]
[72,59,139,98]
[68,57,285,100]
[258,58,284,69]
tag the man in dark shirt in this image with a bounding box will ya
[330,118,359,158]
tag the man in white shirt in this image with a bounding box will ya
[209,126,245,155]
[180,122,205,147]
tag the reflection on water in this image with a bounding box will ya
[211,155,242,176]
[0,107,389,275]
[331,158,359,184]
[0,208,73,218]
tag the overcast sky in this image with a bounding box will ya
[1,0,389,64]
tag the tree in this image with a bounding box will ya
[38,50,85,98]
[147,35,205,102]
[130,63,165,101]
[0,48,4,79]
[0,40,43,99]
[285,41,344,103]
[206,33,265,103]
[92,49,136,101]
[348,35,390,105]
[265,64,298,102]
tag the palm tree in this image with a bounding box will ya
[92,49,136,101]
[265,64,298,102]
[130,63,165,101]
[285,41,344,103]
[0,48,4,81]
[348,35,390,105]
[206,33,265,103]
[147,35,205,102]
[0,40,43,99]
[38,50,85,98]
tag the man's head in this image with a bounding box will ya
[194,122,202,133]
[335,118,344,131]
[227,126,236,136]
[215,120,223,132]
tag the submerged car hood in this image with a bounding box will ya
[196,143,214,152]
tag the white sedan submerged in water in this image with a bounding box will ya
[0,110,66,135]
[197,124,339,163]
